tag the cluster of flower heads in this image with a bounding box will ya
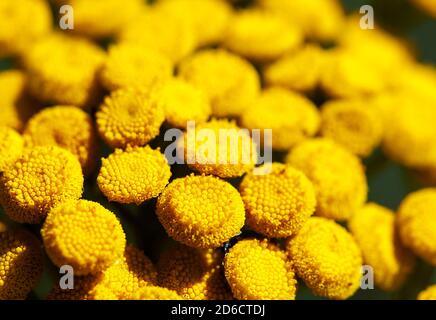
[0,0,436,301]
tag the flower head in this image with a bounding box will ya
[0,126,24,172]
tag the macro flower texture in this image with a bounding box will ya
[0,0,436,302]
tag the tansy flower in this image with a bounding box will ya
[0,146,83,224]
[155,0,232,47]
[224,238,297,300]
[287,217,362,300]
[239,163,316,238]
[411,0,436,17]
[130,286,182,300]
[320,99,384,157]
[41,199,126,276]
[392,64,436,102]
[100,44,173,91]
[156,174,245,248]
[178,49,260,117]
[223,10,302,62]
[155,78,211,128]
[23,106,99,176]
[97,146,171,204]
[240,87,320,151]
[23,34,105,107]
[0,126,24,172]
[158,244,233,300]
[348,203,415,291]
[0,229,43,299]
[286,138,367,221]
[418,285,436,300]
[264,44,325,93]
[177,119,258,178]
[0,0,52,57]
[96,88,165,149]
[397,188,436,266]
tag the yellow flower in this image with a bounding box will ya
[97,146,171,204]
[23,34,105,107]
[287,217,362,299]
[41,199,126,276]
[0,146,83,224]
[100,44,172,91]
[240,87,320,150]
[411,0,436,17]
[178,49,260,117]
[0,229,43,299]
[224,238,297,300]
[0,126,24,172]
[418,285,436,300]
[158,244,233,300]
[96,88,165,149]
[156,174,245,248]
[286,138,367,221]
[23,106,99,176]
[239,163,316,238]
[320,99,384,157]
[130,286,182,300]
[223,10,302,62]
[397,188,436,266]
[348,203,415,291]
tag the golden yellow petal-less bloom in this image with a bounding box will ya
[156,174,245,248]
[239,163,316,238]
[241,87,320,151]
[100,44,172,91]
[320,99,384,157]
[23,34,105,107]
[418,285,436,300]
[97,146,171,204]
[0,146,83,224]
[23,106,99,176]
[178,49,260,117]
[0,229,43,300]
[42,199,126,276]
[397,189,436,266]
[96,88,165,149]
[348,203,415,291]
[130,286,182,300]
[287,217,362,299]
[264,44,325,93]
[224,238,297,300]
[178,119,257,178]
[0,0,52,57]
[0,126,24,172]
[155,78,211,128]
[223,10,302,62]
[286,138,367,221]
[158,244,233,300]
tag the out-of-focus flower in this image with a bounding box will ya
[418,285,436,300]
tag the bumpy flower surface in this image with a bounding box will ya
[23,106,99,175]
[156,0,232,47]
[397,189,436,266]
[320,99,384,157]
[0,126,24,172]
[100,44,172,91]
[130,286,182,300]
[0,229,43,299]
[41,199,126,275]
[0,146,83,224]
[178,119,257,178]
[156,174,245,248]
[240,87,320,150]
[287,217,362,299]
[224,238,296,300]
[418,285,436,300]
[264,44,325,92]
[158,244,233,300]
[178,49,260,117]
[23,34,105,107]
[286,138,367,221]
[155,78,211,128]
[348,203,415,291]
[96,88,165,148]
[0,0,52,57]
[97,146,171,204]
[223,10,302,61]
[239,163,316,238]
